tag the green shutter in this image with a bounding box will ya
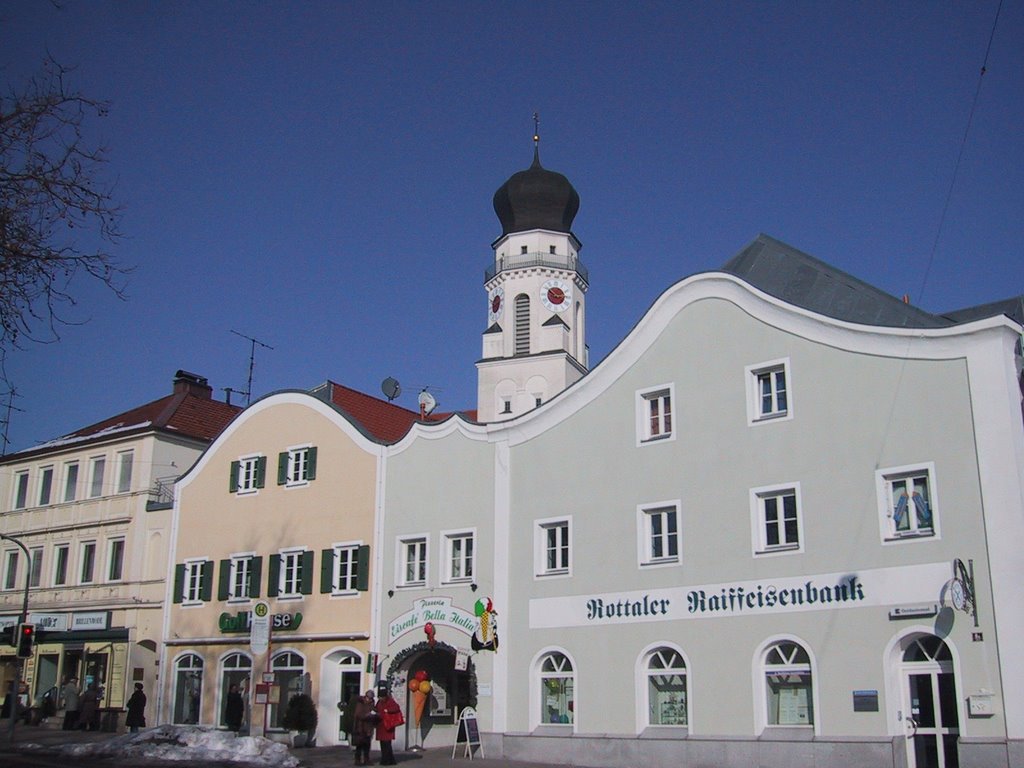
[173,564,185,604]
[255,456,267,488]
[320,548,334,594]
[229,461,239,493]
[218,559,231,601]
[300,550,314,595]
[356,545,370,592]
[200,560,214,602]
[306,447,317,480]
[267,555,280,597]
[277,452,288,485]
[249,556,263,598]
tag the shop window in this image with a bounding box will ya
[751,483,803,555]
[763,640,814,727]
[637,502,680,567]
[107,538,125,582]
[29,547,43,588]
[13,470,29,510]
[89,456,106,498]
[63,461,79,502]
[268,549,312,598]
[636,384,675,445]
[174,559,213,604]
[537,651,574,726]
[38,466,54,506]
[268,652,306,730]
[877,463,937,542]
[442,530,475,584]
[173,653,204,724]
[278,445,317,486]
[53,544,69,586]
[397,536,428,587]
[229,455,266,495]
[643,646,688,727]
[323,543,369,594]
[218,652,252,729]
[116,451,134,494]
[219,554,261,601]
[746,358,792,425]
[3,550,17,591]
[80,541,97,584]
[535,518,571,577]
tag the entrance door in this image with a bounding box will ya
[337,663,362,744]
[901,636,959,768]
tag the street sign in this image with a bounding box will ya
[250,600,270,654]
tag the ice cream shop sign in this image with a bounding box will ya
[389,597,477,642]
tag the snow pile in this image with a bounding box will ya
[57,724,299,766]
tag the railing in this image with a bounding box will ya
[148,476,177,506]
[485,252,588,284]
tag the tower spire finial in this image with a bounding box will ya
[533,112,540,146]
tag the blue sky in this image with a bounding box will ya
[2,1,1021,453]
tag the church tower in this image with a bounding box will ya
[476,131,588,422]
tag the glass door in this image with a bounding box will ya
[337,662,362,744]
[904,669,959,768]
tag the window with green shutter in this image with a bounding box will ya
[279,446,318,486]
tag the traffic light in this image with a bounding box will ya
[16,622,35,658]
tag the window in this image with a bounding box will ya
[53,545,69,586]
[877,463,937,541]
[763,641,814,727]
[229,455,266,494]
[278,446,317,486]
[79,541,97,583]
[535,517,571,577]
[398,537,427,587]
[442,530,474,583]
[638,502,680,566]
[107,538,125,581]
[172,654,203,724]
[537,651,574,726]
[13,471,29,509]
[549,245,556,254]
[751,484,802,555]
[520,245,529,254]
[220,554,261,601]
[502,399,512,414]
[38,466,53,506]
[746,359,792,425]
[174,559,213,604]
[268,652,305,729]
[644,647,688,727]
[636,384,675,445]
[29,547,43,588]
[324,543,369,594]
[3,550,17,590]
[515,294,531,355]
[116,451,134,494]
[63,461,79,502]
[218,653,252,728]
[268,549,313,598]
[89,456,106,498]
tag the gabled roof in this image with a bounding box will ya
[311,381,458,443]
[941,295,1024,326]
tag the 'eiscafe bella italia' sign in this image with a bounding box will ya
[389,597,477,642]
[529,562,951,629]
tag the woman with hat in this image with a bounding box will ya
[373,683,403,766]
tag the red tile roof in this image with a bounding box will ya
[320,381,469,442]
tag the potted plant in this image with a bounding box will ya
[282,693,318,747]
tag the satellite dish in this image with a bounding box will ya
[381,377,401,402]
[418,389,437,416]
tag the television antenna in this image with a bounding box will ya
[0,387,24,457]
[230,330,274,406]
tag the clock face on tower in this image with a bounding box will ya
[541,278,572,313]
[488,286,504,324]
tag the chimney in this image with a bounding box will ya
[173,370,212,399]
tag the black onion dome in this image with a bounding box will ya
[493,148,580,237]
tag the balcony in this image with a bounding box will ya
[485,251,588,285]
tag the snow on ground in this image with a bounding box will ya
[55,724,299,766]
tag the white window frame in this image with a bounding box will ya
[286,446,309,487]
[116,450,134,494]
[53,544,70,586]
[745,358,793,426]
[63,461,79,502]
[638,643,690,730]
[636,500,682,568]
[441,528,475,585]
[228,553,255,602]
[278,547,307,599]
[534,516,572,578]
[331,542,361,595]
[750,482,803,556]
[3,550,18,591]
[396,535,428,588]
[38,465,54,506]
[107,537,126,582]
[29,546,44,588]
[236,455,262,495]
[876,462,940,543]
[88,455,107,498]
[79,540,97,584]
[531,648,576,730]
[182,558,207,604]
[12,470,30,510]
[636,383,676,446]
[756,637,817,732]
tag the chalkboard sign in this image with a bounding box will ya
[452,706,484,759]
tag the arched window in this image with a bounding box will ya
[218,652,252,729]
[268,651,306,729]
[172,653,204,724]
[538,651,574,725]
[763,641,813,726]
[644,647,687,726]
[514,294,531,355]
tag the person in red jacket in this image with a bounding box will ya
[374,683,403,766]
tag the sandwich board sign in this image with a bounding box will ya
[452,706,483,759]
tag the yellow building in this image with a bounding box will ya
[161,383,421,745]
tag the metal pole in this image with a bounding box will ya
[1,533,32,742]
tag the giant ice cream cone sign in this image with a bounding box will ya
[471,597,499,652]
[411,670,431,725]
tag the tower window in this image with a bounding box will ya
[549,245,556,254]
[521,245,528,254]
[502,400,512,414]
[515,294,531,355]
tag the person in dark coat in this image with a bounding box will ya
[351,690,376,766]
[374,684,402,766]
[224,684,245,732]
[77,684,101,731]
[125,683,147,733]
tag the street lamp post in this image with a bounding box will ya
[1,533,31,742]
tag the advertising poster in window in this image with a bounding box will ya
[777,686,810,725]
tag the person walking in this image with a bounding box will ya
[125,682,147,733]
[61,678,81,731]
[224,684,245,732]
[374,684,403,766]
[77,683,101,731]
[351,690,376,766]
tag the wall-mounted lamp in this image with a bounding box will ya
[470,583,478,592]
[387,590,394,598]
